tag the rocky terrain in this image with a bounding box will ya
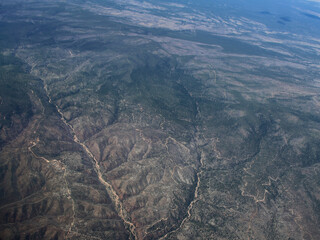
[0,0,320,239]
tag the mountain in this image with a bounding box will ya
[0,0,320,239]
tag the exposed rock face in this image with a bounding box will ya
[1,0,320,239]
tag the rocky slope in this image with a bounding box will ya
[1,0,320,239]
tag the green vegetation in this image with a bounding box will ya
[0,54,34,147]
[129,63,197,126]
